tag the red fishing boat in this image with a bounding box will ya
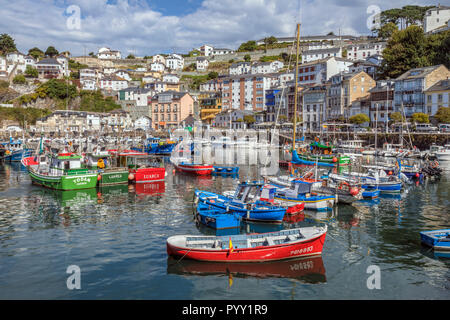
[21,156,39,167]
[117,150,166,183]
[166,226,327,262]
[175,162,214,175]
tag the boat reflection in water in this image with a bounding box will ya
[167,255,326,284]
[33,187,99,208]
[133,181,166,196]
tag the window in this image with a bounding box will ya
[427,95,432,102]
[438,94,443,102]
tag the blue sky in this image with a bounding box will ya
[0,0,438,57]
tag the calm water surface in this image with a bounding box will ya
[0,155,449,299]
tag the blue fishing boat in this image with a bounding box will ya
[194,181,286,223]
[273,180,335,211]
[212,166,240,176]
[132,137,177,155]
[361,187,380,199]
[1,138,33,162]
[195,202,241,230]
[420,229,450,251]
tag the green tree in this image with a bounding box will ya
[389,112,405,123]
[126,54,136,59]
[25,65,38,78]
[28,47,44,60]
[379,25,429,79]
[411,112,429,123]
[434,107,450,123]
[243,54,251,62]
[426,30,450,68]
[238,40,257,52]
[349,113,370,124]
[264,36,277,46]
[378,22,399,39]
[207,71,218,80]
[13,75,27,84]
[45,46,59,57]
[243,115,255,124]
[0,34,17,55]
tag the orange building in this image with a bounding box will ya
[149,91,194,130]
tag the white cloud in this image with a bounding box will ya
[0,0,435,56]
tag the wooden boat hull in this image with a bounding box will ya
[29,169,98,191]
[167,228,327,262]
[274,195,334,211]
[196,204,241,230]
[131,167,166,183]
[195,191,286,223]
[420,229,450,251]
[5,149,33,162]
[99,169,130,186]
[176,163,213,175]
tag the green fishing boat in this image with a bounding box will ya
[84,151,130,186]
[292,141,351,167]
[26,152,99,190]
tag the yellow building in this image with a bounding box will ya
[199,91,222,124]
[425,79,450,116]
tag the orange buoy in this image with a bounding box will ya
[388,171,393,175]
[350,187,359,196]
[97,175,101,181]
[332,157,338,163]
[128,173,135,180]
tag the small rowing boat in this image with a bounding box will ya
[166,225,327,262]
[175,162,214,175]
[420,229,450,251]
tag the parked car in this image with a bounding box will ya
[439,124,450,133]
[415,123,438,132]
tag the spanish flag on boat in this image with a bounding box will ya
[229,237,233,253]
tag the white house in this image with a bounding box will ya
[162,74,179,83]
[98,47,121,60]
[99,75,128,91]
[250,60,284,74]
[103,67,117,75]
[166,54,184,70]
[56,55,70,76]
[200,45,214,57]
[35,58,65,78]
[6,52,25,64]
[115,70,131,81]
[212,48,234,55]
[150,62,165,72]
[297,57,353,85]
[423,5,450,33]
[229,62,251,75]
[142,75,158,84]
[301,47,342,63]
[152,55,166,65]
[134,116,152,131]
[278,72,294,86]
[0,56,6,72]
[196,57,209,71]
[346,42,386,61]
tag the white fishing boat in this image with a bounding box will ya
[435,144,450,162]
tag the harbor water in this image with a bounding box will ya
[0,151,449,299]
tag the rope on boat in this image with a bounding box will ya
[175,247,194,264]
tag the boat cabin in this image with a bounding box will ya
[310,141,334,155]
[49,153,87,176]
[277,180,319,198]
[231,181,264,204]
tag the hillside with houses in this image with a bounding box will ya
[0,4,449,135]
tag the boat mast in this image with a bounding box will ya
[292,23,300,152]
